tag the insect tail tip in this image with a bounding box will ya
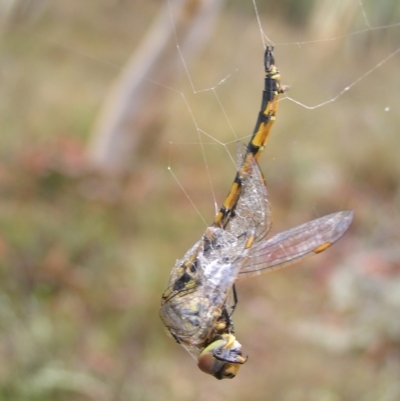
[264,46,275,69]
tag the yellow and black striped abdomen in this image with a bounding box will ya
[213,46,287,228]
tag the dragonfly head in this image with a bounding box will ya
[198,334,247,379]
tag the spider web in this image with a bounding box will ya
[165,0,400,244]
[163,2,400,394]
[6,0,399,235]
[162,4,400,394]
[2,0,400,398]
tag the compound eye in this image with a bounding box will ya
[198,350,226,378]
[198,352,240,380]
[197,336,246,379]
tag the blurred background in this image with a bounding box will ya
[1,0,400,400]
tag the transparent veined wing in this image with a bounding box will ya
[199,152,272,311]
[224,142,272,244]
[237,210,353,279]
[160,151,270,351]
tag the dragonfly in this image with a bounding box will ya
[160,46,353,380]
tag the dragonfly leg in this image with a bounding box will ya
[230,284,238,316]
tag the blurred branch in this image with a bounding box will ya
[0,0,47,30]
[87,0,226,173]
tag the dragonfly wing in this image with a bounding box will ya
[226,144,272,243]
[160,226,246,349]
[200,153,272,312]
[199,227,247,312]
[237,210,353,279]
